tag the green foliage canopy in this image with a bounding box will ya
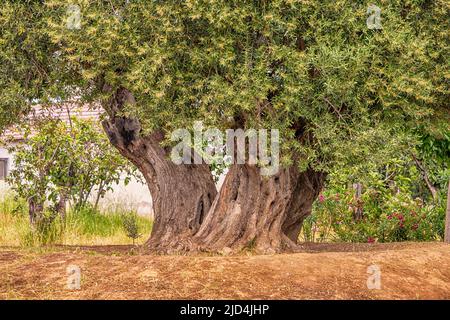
[0,0,448,173]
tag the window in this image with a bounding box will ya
[0,158,7,180]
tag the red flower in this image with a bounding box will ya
[367,237,375,243]
[319,194,325,203]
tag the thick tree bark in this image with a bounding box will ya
[193,164,325,253]
[101,87,217,252]
[282,169,327,244]
[99,85,326,254]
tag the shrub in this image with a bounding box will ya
[301,186,446,243]
[6,117,139,228]
[121,213,142,245]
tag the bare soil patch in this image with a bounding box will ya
[0,242,449,299]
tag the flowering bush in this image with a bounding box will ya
[301,186,445,243]
[302,144,448,244]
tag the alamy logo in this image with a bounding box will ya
[66,4,81,30]
[367,264,381,290]
[367,4,382,30]
[170,121,280,176]
[67,265,81,290]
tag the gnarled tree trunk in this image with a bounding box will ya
[193,164,325,254]
[101,87,217,253]
[282,169,327,243]
[100,86,326,254]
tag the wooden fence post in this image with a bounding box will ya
[353,182,363,220]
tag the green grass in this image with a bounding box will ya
[0,193,153,247]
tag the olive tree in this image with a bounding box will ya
[0,0,448,252]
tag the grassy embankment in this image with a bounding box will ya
[0,193,152,247]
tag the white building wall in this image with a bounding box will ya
[94,175,153,218]
[0,147,14,199]
[0,147,14,171]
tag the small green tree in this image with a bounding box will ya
[121,213,141,245]
[5,116,138,228]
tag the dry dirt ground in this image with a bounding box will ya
[0,242,449,300]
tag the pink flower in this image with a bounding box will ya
[367,237,375,243]
[319,193,325,203]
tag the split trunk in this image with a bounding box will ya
[102,87,325,253]
[194,164,325,253]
